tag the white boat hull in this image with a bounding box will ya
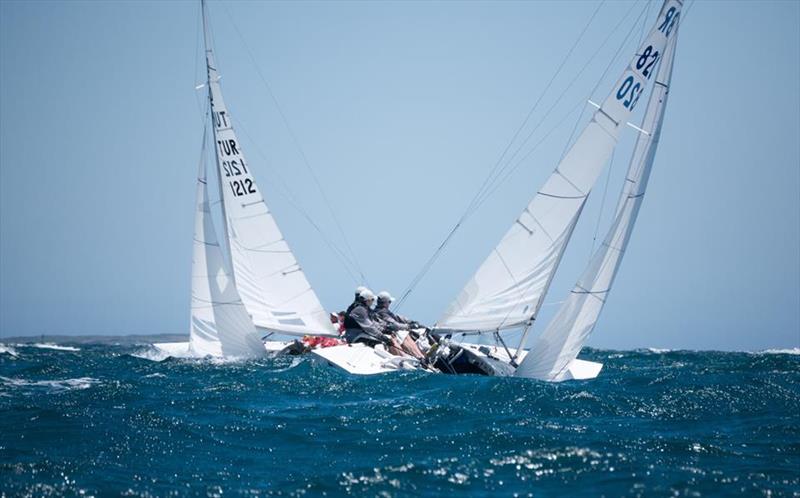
[152,339,602,381]
[310,340,602,380]
[310,343,421,375]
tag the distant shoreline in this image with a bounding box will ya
[0,334,186,345]
[1,335,797,355]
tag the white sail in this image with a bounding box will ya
[437,0,682,335]
[189,138,266,358]
[516,22,680,381]
[201,2,336,338]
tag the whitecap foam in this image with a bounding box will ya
[646,347,672,354]
[132,343,194,361]
[756,348,800,356]
[28,343,81,352]
[0,344,18,357]
[270,357,303,373]
[131,344,250,364]
[0,376,100,392]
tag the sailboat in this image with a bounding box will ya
[315,0,682,379]
[155,0,338,359]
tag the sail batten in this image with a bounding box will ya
[200,1,336,338]
[516,17,681,381]
[438,0,682,335]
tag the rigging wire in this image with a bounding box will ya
[192,2,204,120]
[195,3,360,284]
[638,0,653,46]
[468,0,637,215]
[585,2,653,259]
[489,2,652,333]
[394,1,608,309]
[221,3,371,287]
[472,0,647,212]
[590,149,615,257]
[460,0,607,223]
[228,113,363,285]
[396,1,649,309]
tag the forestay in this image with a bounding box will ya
[516,17,680,381]
[437,0,683,335]
[189,136,265,358]
[201,2,336,338]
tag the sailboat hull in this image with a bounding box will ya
[310,341,602,380]
[310,343,421,375]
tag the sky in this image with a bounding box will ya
[1,0,798,351]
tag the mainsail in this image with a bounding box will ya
[189,132,265,358]
[201,1,336,337]
[516,20,680,381]
[437,0,682,337]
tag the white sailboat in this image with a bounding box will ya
[316,0,682,379]
[156,0,337,359]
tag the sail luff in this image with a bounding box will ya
[437,0,683,335]
[515,20,680,381]
[189,125,265,358]
[199,1,336,338]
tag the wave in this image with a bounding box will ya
[131,346,183,362]
[0,344,18,356]
[130,344,254,364]
[27,343,81,352]
[755,348,800,356]
[0,376,100,392]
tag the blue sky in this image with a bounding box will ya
[1,0,798,350]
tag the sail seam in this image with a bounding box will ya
[537,192,588,200]
[529,215,555,243]
[555,168,586,195]
[193,238,220,246]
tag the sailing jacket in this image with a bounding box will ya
[345,297,359,315]
[344,303,387,344]
[373,305,409,332]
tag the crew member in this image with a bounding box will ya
[373,291,426,360]
[343,289,403,355]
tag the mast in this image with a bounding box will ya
[201,0,234,277]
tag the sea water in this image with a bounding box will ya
[1,342,798,496]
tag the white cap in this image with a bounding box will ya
[359,289,376,301]
[355,286,368,295]
[377,291,394,303]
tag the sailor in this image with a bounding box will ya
[373,291,426,360]
[346,286,369,315]
[343,289,400,353]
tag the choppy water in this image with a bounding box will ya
[1,342,798,497]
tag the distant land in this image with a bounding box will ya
[1,334,186,345]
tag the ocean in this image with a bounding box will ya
[1,341,798,497]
